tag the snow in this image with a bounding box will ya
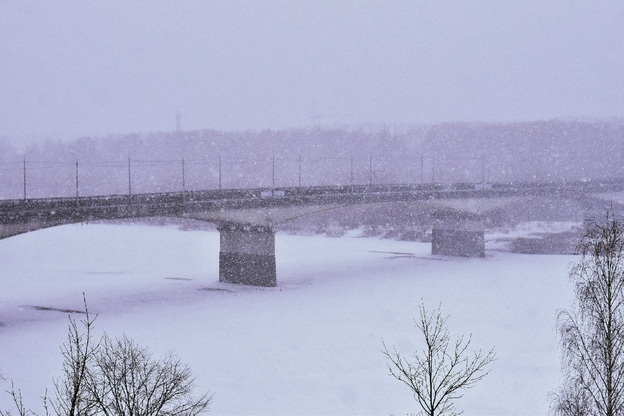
[0,223,576,415]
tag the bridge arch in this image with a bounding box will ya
[0,218,85,240]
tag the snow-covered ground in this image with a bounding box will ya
[0,222,577,415]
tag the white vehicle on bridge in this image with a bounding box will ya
[260,190,285,198]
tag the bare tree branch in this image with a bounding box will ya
[552,210,624,416]
[383,302,495,416]
[2,294,212,416]
[87,334,212,416]
[51,294,99,416]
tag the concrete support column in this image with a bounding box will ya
[217,222,277,287]
[431,212,485,257]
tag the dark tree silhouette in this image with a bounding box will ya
[552,212,624,416]
[382,302,495,416]
[2,297,212,416]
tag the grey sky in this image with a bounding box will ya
[1,1,623,146]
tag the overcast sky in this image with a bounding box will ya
[1,1,623,146]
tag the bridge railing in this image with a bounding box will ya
[0,154,535,201]
[8,143,624,202]
[3,177,623,211]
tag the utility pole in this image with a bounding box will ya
[350,156,354,192]
[182,158,186,204]
[298,154,302,189]
[218,156,222,191]
[128,156,132,199]
[369,155,373,187]
[75,157,79,201]
[23,157,26,200]
[22,151,34,200]
[272,155,276,196]
[69,152,79,202]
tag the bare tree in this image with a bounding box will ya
[0,381,34,416]
[552,212,624,416]
[382,303,495,416]
[86,334,213,416]
[1,295,96,416]
[2,296,212,416]
[51,296,99,416]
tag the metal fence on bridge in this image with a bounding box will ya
[0,154,496,201]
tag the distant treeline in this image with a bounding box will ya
[0,118,622,200]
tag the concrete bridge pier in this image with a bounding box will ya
[217,222,277,287]
[431,212,485,257]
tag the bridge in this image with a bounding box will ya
[2,179,623,286]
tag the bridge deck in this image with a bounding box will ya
[1,179,623,226]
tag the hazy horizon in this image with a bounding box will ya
[2,1,623,146]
